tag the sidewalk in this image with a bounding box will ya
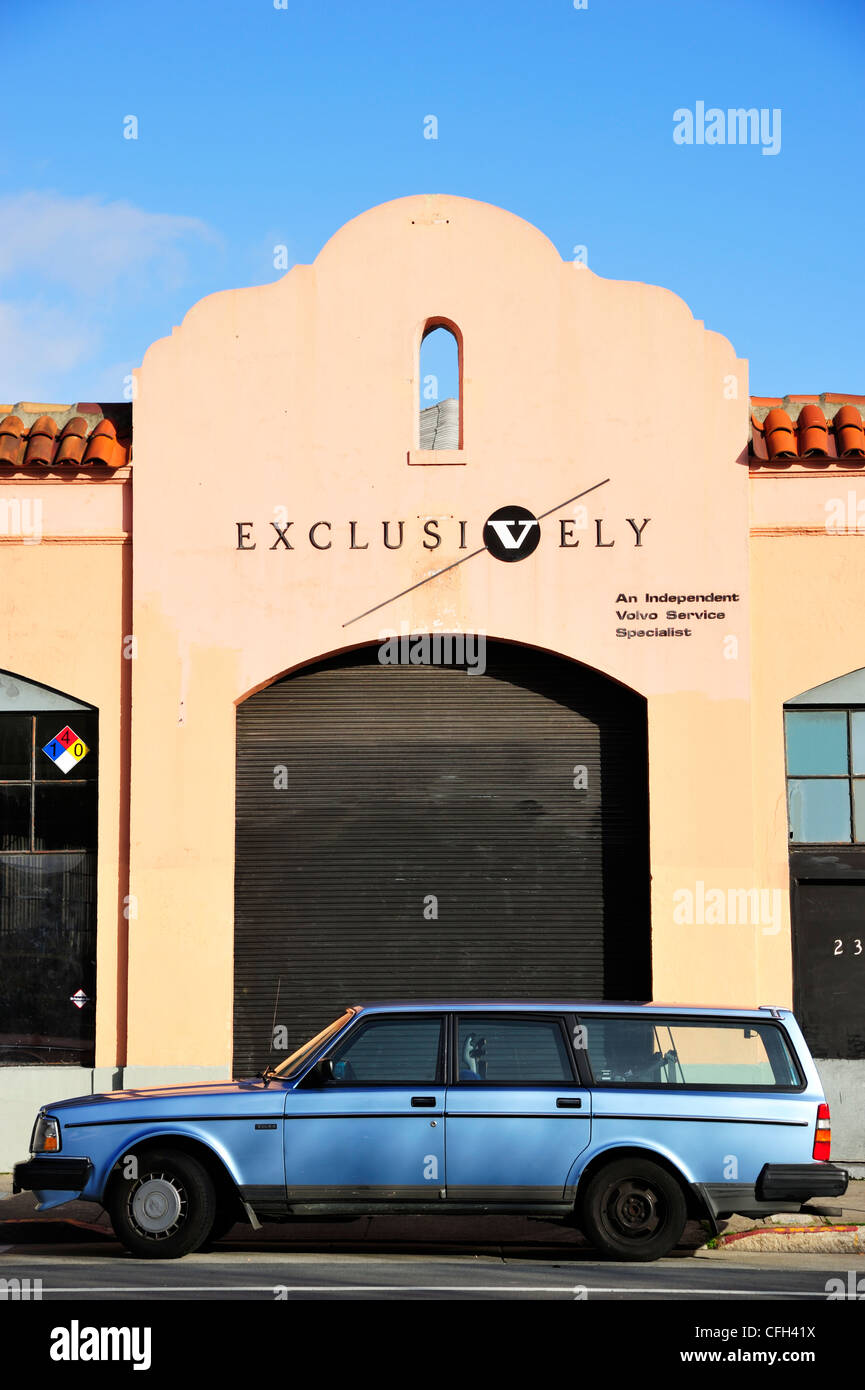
[695,1177,865,1255]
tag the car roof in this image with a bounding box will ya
[350,1001,789,1019]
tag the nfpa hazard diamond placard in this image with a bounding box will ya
[42,726,89,775]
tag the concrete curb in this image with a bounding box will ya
[699,1224,865,1255]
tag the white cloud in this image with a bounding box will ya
[0,301,98,401]
[0,192,219,401]
[0,192,216,295]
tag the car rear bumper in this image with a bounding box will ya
[697,1163,849,1221]
[12,1157,93,1194]
[757,1162,849,1204]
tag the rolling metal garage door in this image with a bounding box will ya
[233,641,650,1075]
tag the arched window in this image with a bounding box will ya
[417,319,462,452]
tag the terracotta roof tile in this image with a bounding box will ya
[0,414,24,465]
[750,395,865,464]
[25,415,58,466]
[834,405,865,458]
[762,407,797,459]
[54,415,89,467]
[0,403,131,471]
[82,419,121,467]
[796,403,830,458]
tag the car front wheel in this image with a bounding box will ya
[204,1199,244,1245]
[108,1148,216,1259]
[579,1156,687,1261]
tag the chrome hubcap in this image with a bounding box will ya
[131,1175,185,1236]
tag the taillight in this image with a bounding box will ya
[814,1102,831,1160]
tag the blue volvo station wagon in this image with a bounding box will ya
[13,1001,848,1261]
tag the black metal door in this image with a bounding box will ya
[233,641,650,1075]
[790,850,865,1059]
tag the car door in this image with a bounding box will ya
[444,1011,592,1204]
[283,1012,446,1203]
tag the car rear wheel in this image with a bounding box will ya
[108,1148,216,1259]
[579,1156,687,1261]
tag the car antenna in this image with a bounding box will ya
[259,977,282,1087]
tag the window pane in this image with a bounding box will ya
[35,713,98,782]
[583,1017,798,1088]
[0,715,32,779]
[0,673,89,713]
[457,1016,573,1082]
[664,1023,798,1086]
[419,327,459,403]
[787,779,851,843]
[851,713,865,775]
[584,1018,666,1084]
[34,784,97,851]
[853,781,865,842]
[330,1017,442,1083]
[0,785,30,851]
[784,710,848,775]
[0,851,96,1065]
[273,1011,355,1078]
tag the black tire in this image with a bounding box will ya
[108,1148,216,1259]
[578,1157,687,1261]
[204,1201,243,1244]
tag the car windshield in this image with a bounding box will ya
[270,1010,356,1078]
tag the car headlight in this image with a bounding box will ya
[31,1114,61,1153]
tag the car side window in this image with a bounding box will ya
[456,1015,574,1083]
[581,1016,802,1089]
[327,1015,444,1084]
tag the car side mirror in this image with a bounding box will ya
[303,1057,349,1087]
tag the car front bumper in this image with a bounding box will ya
[12,1156,93,1194]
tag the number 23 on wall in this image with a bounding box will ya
[834,939,863,955]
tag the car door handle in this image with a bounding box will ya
[411,1096,436,1107]
[556,1097,582,1109]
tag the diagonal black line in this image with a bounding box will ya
[536,478,610,521]
[341,547,486,626]
[342,477,610,627]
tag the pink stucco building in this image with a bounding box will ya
[1,194,864,1166]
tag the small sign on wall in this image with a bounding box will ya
[42,726,89,775]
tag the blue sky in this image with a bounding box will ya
[1,0,863,403]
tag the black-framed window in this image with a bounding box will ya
[326,1014,444,1084]
[0,694,97,1066]
[455,1014,575,1084]
[0,711,98,850]
[785,708,865,843]
[579,1015,803,1091]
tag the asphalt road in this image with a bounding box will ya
[0,1230,861,1299]
[3,1188,863,1301]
